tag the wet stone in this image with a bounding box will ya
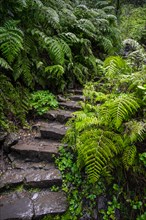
[70,95,84,101]
[32,191,68,217]
[0,132,7,144]
[11,139,60,161]
[0,192,33,220]
[25,168,62,187]
[11,158,55,170]
[44,109,73,123]
[40,122,68,140]
[68,89,83,95]
[0,170,24,189]
[0,166,62,189]
[3,133,19,153]
[59,100,81,110]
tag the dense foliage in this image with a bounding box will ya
[0,0,121,130]
[58,43,146,219]
[0,0,146,219]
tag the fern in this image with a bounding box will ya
[77,129,122,182]
[45,65,64,78]
[60,32,80,43]
[0,57,12,70]
[32,30,65,65]
[0,20,24,63]
[13,52,33,86]
[101,37,113,54]
[109,94,140,129]
[124,120,146,143]
[104,56,131,78]
[122,145,137,170]
[59,39,72,61]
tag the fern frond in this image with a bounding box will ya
[13,52,32,86]
[60,32,80,43]
[0,57,12,70]
[0,20,24,63]
[103,6,115,13]
[73,111,99,132]
[101,37,113,54]
[104,56,131,78]
[47,38,64,65]
[59,39,72,61]
[32,30,65,65]
[73,62,88,84]
[95,1,109,8]
[76,19,96,38]
[122,145,137,170]
[109,94,140,129]
[77,129,122,182]
[45,65,64,78]
[125,120,146,142]
[44,6,60,30]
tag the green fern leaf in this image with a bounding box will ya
[0,57,12,70]
[122,145,137,170]
[0,20,24,63]
[59,39,72,61]
[45,65,64,78]
[104,56,131,78]
[47,38,64,65]
[77,129,122,182]
[125,120,146,142]
[60,32,80,43]
[110,94,140,129]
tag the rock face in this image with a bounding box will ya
[0,89,83,220]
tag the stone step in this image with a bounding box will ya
[59,100,81,111]
[11,139,61,161]
[0,190,67,220]
[68,89,83,95]
[0,166,62,189]
[43,109,73,123]
[69,94,84,101]
[38,122,68,140]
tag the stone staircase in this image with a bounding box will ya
[0,89,83,220]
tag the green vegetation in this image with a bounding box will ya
[57,44,146,219]
[0,0,121,130]
[30,90,58,115]
[0,0,146,219]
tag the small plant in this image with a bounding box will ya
[30,90,58,115]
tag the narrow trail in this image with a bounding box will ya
[0,89,83,220]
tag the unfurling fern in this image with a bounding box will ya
[0,20,24,63]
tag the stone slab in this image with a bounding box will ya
[44,109,73,123]
[0,192,33,220]
[25,168,62,187]
[0,167,62,189]
[68,89,83,95]
[39,122,68,140]
[0,169,24,189]
[69,95,84,101]
[11,139,61,161]
[32,191,68,217]
[59,101,81,110]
